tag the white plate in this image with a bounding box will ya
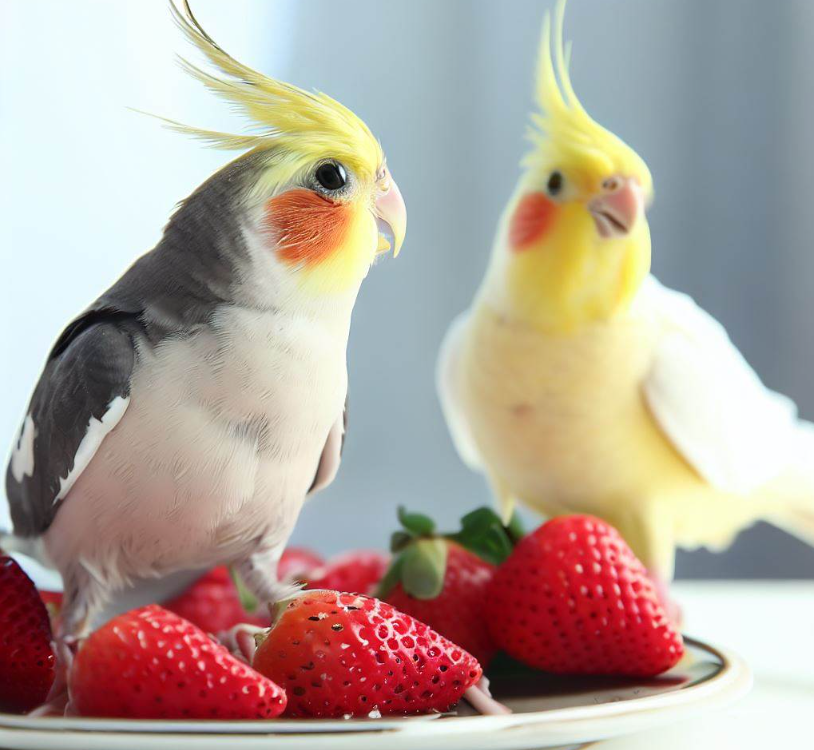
[0,637,751,750]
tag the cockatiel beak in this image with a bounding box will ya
[588,176,645,239]
[374,167,407,258]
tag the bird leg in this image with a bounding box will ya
[236,545,304,617]
[37,566,109,715]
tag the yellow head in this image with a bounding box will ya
[485,0,652,333]
[163,1,406,296]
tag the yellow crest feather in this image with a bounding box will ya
[161,1,383,178]
[527,0,652,197]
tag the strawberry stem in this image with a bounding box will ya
[229,567,259,614]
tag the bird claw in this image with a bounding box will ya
[31,636,82,716]
[216,623,267,664]
[463,677,512,715]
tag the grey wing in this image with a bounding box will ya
[308,398,347,495]
[5,313,138,537]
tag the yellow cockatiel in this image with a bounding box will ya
[438,0,814,595]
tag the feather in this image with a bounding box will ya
[140,2,382,176]
[642,276,801,495]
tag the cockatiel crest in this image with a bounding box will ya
[166,1,383,188]
[526,0,652,201]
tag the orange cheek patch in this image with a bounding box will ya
[264,189,353,266]
[509,192,558,250]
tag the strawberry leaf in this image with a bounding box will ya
[460,507,503,536]
[448,506,516,565]
[400,539,448,600]
[397,506,435,537]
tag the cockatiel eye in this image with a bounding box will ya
[546,170,564,197]
[314,162,348,193]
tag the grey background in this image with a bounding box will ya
[2,0,813,578]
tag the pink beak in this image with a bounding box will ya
[588,176,644,239]
[374,168,407,257]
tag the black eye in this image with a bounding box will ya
[315,162,347,192]
[547,170,563,196]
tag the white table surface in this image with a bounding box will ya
[597,581,814,748]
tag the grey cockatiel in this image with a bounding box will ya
[4,2,406,646]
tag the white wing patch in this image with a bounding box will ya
[642,276,800,494]
[56,395,130,503]
[437,312,482,470]
[10,414,37,483]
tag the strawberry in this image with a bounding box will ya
[278,547,324,583]
[307,550,389,595]
[487,515,684,677]
[377,507,523,666]
[164,566,268,633]
[384,543,496,667]
[0,556,56,713]
[70,605,286,719]
[252,590,482,718]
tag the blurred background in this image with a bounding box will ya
[1,0,813,578]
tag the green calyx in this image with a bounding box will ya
[396,506,436,538]
[448,507,524,566]
[376,505,523,601]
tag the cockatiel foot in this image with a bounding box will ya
[217,623,267,664]
[463,677,512,716]
[28,636,80,717]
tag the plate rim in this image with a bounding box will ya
[0,636,752,740]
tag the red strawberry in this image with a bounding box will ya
[307,550,389,595]
[252,591,482,718]
[377,506,523,666]
[488,515,684,677]
[278,547,324,583]
[384,543,496,666]
[0,556,56,713]
[70,605,286,719]
[164,566,268,633]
